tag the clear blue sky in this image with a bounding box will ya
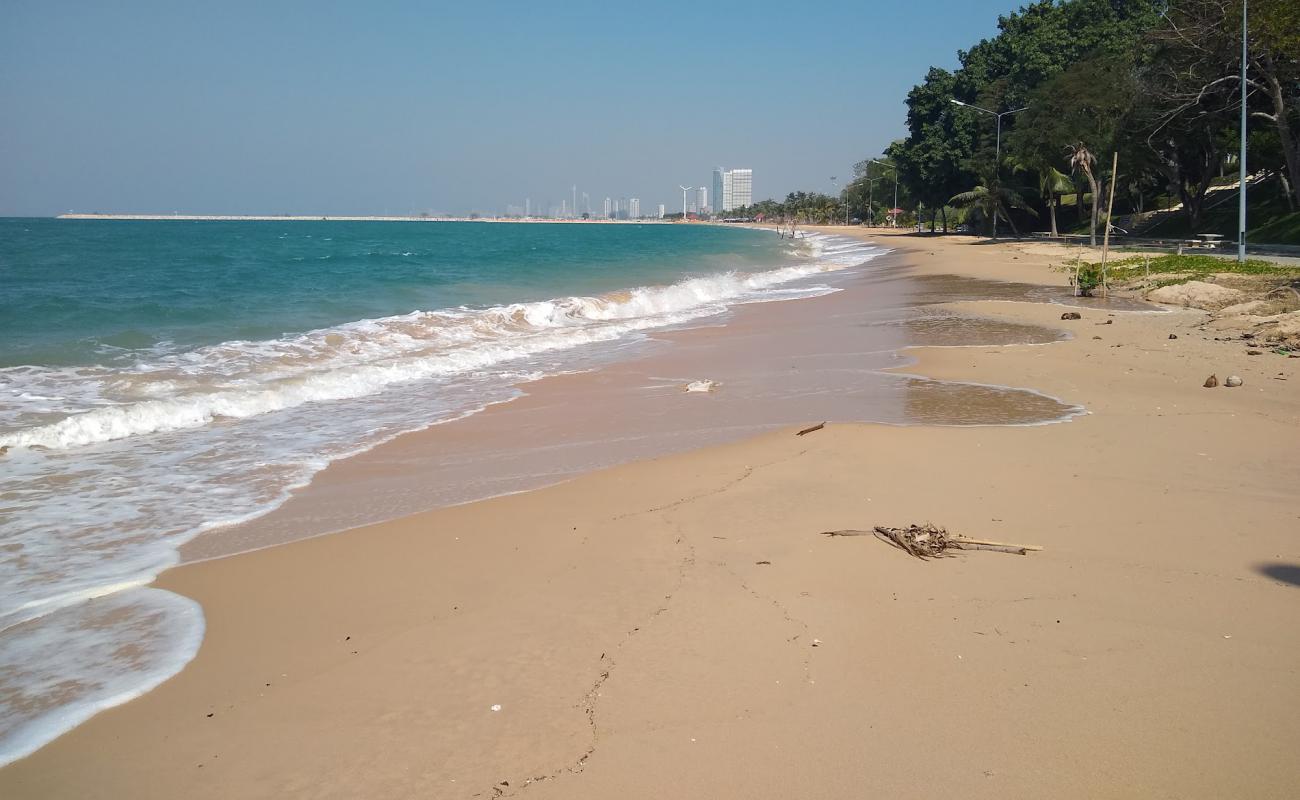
[0,1,1019,216]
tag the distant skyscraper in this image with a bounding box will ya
[628,198,641,219]
[715,167,754,212]
[712,168,725,214]
[525,197,531,217]
[731,168,753,208]
[603,197,612,218]
[657,203,666,219]
[697,187,708,214]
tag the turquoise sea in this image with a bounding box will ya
[0,218,882,764]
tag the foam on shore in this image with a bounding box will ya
[0,230,883,766]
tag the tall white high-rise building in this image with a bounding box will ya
[714,167,754,212]
[603,197,612,218]
[657,203,666,219]
[697,187,708,214]
[628,198,641,219]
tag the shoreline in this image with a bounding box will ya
[53,214,677,223]
[175,233,1079,563]
[4,231,1298,798]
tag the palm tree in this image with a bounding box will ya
[1067,143,1100,246]
[949,180,1037,238]
[1040,166,1074,238]
[1012,156,1075,238]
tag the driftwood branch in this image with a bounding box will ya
[796,422,826,436]
[821,525,1041,559]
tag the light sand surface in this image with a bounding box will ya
[4,232,1298,799]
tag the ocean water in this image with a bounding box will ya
[0,218,884,764]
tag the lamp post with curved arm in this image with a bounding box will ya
[870,159,897,228]
[950,99,1029,238]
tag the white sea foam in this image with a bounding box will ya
[0,588,203,767]
[1,248,875,452]
[0,230,886,766]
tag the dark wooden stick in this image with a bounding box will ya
[796,422,826,436]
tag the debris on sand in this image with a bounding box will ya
[685,379,718,393]
[821,524,1041,558]
[1204,374,1219,388]
[1225,375,1243,387]
[796,422,825,436]
[1061,312,1082,320]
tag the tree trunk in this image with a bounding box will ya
[1004,206,1021,237]
[941,206,948,233]
[1083,169,1100,246]
[1049,197,1059,237]
[1262,67,1300,211]
[1076,189,1085,223]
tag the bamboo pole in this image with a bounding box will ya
[952,537,1043,551]
[1100,151,1120,299]
[1074,245,1082,297]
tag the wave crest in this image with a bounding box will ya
[2,246,880,451]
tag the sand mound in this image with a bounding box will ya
[1146,281,1246,310]
[1218,300,1269,316]
[1260,311,1300,348]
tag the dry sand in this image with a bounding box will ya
[3,231,1298,799]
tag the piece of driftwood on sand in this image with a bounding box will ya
[820,524,1041,558]
[796,422,825,436]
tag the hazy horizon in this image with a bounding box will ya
[1,1,1015,217]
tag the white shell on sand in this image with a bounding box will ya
[1225,375,1243,387]
[685,380,718,393]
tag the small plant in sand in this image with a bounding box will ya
[1074,262,1104,296]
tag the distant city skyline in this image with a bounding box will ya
[1,2,1015,216]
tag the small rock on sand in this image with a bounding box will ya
[1204,374,1219,388]
[1061,312,1082,320]
[1168,334,1178,339]
[1225,375,1243,387]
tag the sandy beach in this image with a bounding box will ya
[3,231,1298,798]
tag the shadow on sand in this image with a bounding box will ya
[1257,563,1300,587]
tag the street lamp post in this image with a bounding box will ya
[863,177,878,227]
[871,159,897,227]
[950,99,1029,238]
[1238,0,1248,263]
[679,186,693,219]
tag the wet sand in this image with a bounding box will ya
[181,246,1081,561]
[3,231,1298,799]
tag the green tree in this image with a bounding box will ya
[950,179,1038,237]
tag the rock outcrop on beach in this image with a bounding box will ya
[1139,275,1300,350]
[1146,280,1246,310]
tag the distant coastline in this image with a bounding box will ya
[55,213,671,223]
